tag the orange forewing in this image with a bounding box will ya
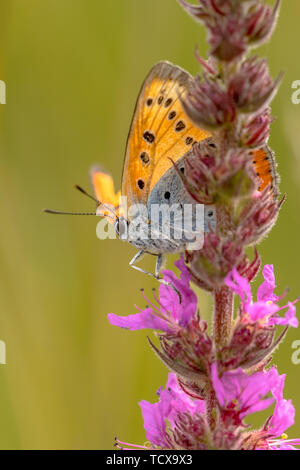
[121,61,210,206]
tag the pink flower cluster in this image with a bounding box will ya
[107,0,298,452]
[179,0,280,62]
[110,258,299,450]
[116,363,299,450]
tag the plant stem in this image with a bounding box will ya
[206,385,217,431]
[213,284,234,349]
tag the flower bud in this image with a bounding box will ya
[183,76,235,129]
[187,234,260,290]
[237,187,282,245]
[184,139,256,203]
[228,57,282,114]
[240,109,272,148]
[245,0,281,46]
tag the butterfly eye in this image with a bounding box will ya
[164,191,171,200]
[115,217,128,240]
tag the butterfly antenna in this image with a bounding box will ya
[43,208,116,222]
[74,184,99,204]
[74,184,119,218]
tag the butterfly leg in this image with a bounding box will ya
[129,251,167,283]
[129,251,181,301]
[155,253,166,277]
[129,250,146,271]
[155,254,181,301]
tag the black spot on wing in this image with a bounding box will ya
[175,120,186,132]
[164,98,173,107]
[168,111,176,120]
[185,136,193,145]
[137,179,145,190]
[143,131,155,144]
[140,151,150,165]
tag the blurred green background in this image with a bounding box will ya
[0,0,299,449]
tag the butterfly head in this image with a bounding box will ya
[114,216,129,241]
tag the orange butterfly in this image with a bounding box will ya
[46,61,278,287]
[90,62,278,284]
[91,62,217,284]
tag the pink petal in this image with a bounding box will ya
[257,265,278,302]
[139,400,168,448]
[269,399,295,437]
[247,300,279,322]
[225,269,252,306]
[108,308,171,332]
[270,303,298,328]
[160,255,197,327]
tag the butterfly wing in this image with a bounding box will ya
[121,61,210,209]
[252,146,279,196]
[90,165,121,222]
[94,61,278,227]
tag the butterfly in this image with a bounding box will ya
[89,61,278,286]
[46,61,278,288]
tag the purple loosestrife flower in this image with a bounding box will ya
[116,365,299,450]
[108,0,299,452]
[217,264,298,371]
[108,256,197,333]
[225,264,298,328]
[115,373,207,450]
[267,372,295,437]
[109,257,213,390]
[139,373,206,449]
[211,363,278,425]
[211,363,300,450]
[244,372,300,450]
